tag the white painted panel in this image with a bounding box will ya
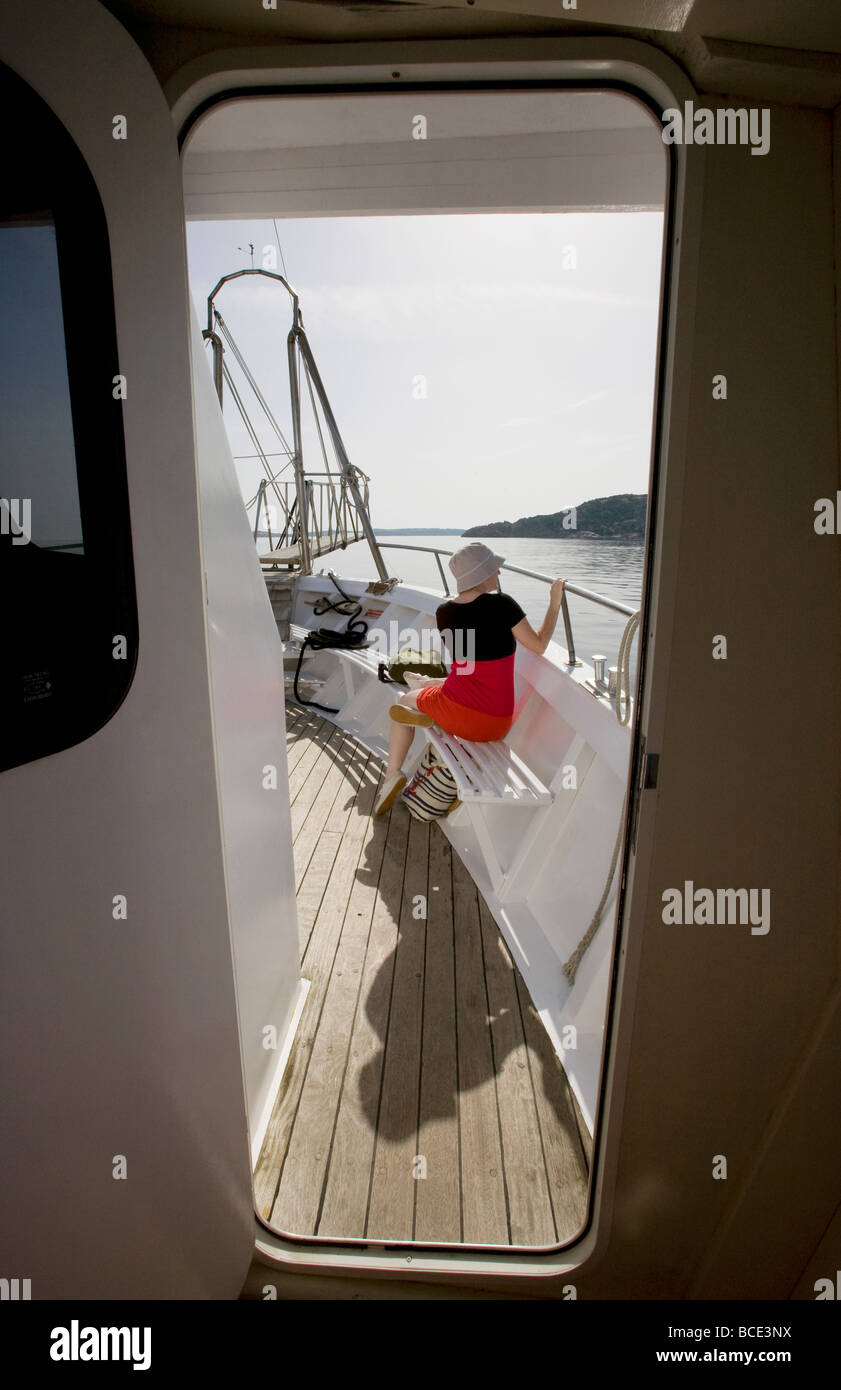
[529,756,624,960]
[0,0,256,1298]
[183,90,666,218]
[191,300,303,1157]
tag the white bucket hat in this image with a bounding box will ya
[449,542,506,594]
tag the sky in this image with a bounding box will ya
[185,210,664,531]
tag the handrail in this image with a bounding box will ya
[375,540,638,667]
[376,542,635,613]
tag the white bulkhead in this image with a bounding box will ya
[0,0,294,1297]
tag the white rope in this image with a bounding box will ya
[561,812,624,986]
[615,609,640,726]
[561,608,640,985]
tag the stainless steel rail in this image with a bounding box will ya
[375,541,638,667]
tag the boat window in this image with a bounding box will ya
[0,61,138,773]
[0,220,82,551]
[183,83,667,1258]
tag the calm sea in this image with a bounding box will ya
[315,533,644,679]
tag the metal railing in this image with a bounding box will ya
[375,541,637,667]
[253,475,369,559]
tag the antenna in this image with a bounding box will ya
[237,242,255,269]
[272,218,289,280]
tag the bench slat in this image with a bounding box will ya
[428,730,487,799]
[426,727,551,807]
[428,730,478,792]
[479,739,531,795]
[436,733,494,792]
[460,741,510,799]
[463,735,547,802]
[488,742,553,801]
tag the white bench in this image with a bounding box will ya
[287,623,392,732]
[424,724,551,807]
[287,620,381,680]
[288,627,563,900]
[417,721,556,900]
[287,629,548,806]
[288,625,589,911]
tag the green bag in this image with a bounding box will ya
[386,647,447,686]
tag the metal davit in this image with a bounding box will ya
[203,267,390,582]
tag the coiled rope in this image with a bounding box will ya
[292,573,370,715]
[561,608,640,985]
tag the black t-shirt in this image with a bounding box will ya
[434,592,527,715]
[436,592,526,658]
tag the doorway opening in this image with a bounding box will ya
[183,83,669,1255]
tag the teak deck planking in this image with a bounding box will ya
[253,701,590,1247]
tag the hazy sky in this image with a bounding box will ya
[185,211,663,530]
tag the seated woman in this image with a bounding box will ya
[375,541,566,814]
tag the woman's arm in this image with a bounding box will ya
[511,578,566,655]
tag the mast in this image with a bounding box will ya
[203,267,389,582]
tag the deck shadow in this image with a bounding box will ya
[264,700,590,1245]
[354,810,589,1153]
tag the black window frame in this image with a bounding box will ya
[0,59,138,773]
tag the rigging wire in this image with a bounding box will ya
[220,361,272,476]
[215,310,294,456]
[209,258,377,568]
[302,358,342,546]
[242,463,295,511]
[221,361,294,541]
[213,305,301,525]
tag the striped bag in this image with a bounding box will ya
[401,746,459,822]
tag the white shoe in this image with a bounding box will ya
[403,672,442,689]
[375,772,407,816]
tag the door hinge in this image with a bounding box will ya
[630,740,658,852]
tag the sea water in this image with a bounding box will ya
[314,533,644,681]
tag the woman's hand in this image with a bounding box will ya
[512,578,567,656]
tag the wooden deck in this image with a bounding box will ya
[253,700,592,1247]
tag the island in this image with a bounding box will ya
[461,493,646,539]
[373,527,466,536]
